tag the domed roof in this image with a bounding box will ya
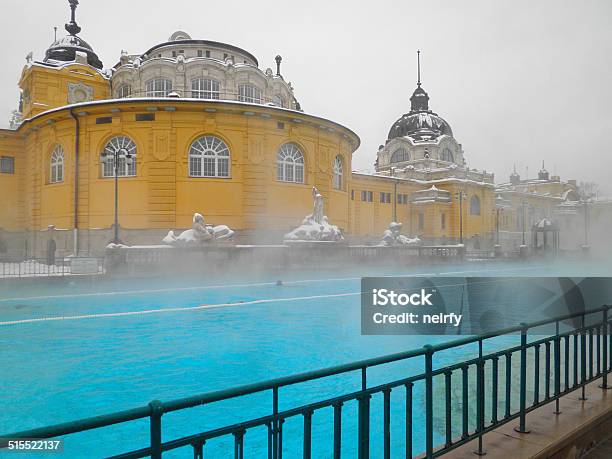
[45,34,103,69]
[43,0,103,69]
[387,50,453,142]
[387,108,453,142]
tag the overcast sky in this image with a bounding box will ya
[1,1,611,194]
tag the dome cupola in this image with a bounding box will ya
[387,51,453,142]
[44,0,103,69]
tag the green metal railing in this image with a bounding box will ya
[1,306,610,458]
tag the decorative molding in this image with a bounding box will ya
[67,82,93,104]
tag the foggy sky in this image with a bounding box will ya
[1,0,611,194]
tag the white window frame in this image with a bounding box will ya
[189,136,231,178]
[391,147,410,163]
[441,147,454,162]
[332,155,343,190]
[101,136,137,177]
[192,78,220,99]
[145,78,173,97]
[50,145,64,183]
[117,84,132,99]
[276,143,304,183]
[238,84,262,104]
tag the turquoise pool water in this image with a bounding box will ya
[0,260,610,458]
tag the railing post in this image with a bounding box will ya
[580,314,588,400]
[149,400,164,459]
[473,340,486,456]
[600,306,611,390]
[424,344,434,459]
[554,321,562,414]
[272,387,280,459]
[514,324,530,434]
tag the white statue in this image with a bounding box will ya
[163,213,234,246]
[284,187,343,242]
[379,222,421,247]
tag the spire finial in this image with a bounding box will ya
[542,160,545,169]
[417,49,421,87]
[65,0,82,36]
[275,55,282,77]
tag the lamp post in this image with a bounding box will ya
[101,146,133,244]
[582,199,590,252]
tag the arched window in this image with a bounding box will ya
[238,84,262,104]
[440,147,454,162]
[50,145,64,183]
[390,148,410,163]
[277,143,304,183]
[273,95,284,108]
[192,79,220,99]
[117,84,132,99]
[333,155,343,190]
[189,136,230,177]
[470,195,481,215]
[101,136,137,177]
[146,78,172,97]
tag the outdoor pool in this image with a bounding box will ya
[0,260,610,458]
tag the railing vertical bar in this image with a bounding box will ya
[425,345,434,459]
[272,387,279,459]
[564,335,570,391]
[589,327,594,380]
[505,353,512,419]
[554,321,561,414]
[383,388,391,459]
[333,402,342,459]
[358,393,371,459]
[574,333,579,388]
[461,365,469,439]
[544,341,551,400]
[303,410,312,459]
[234,430,244,459]
[405,382,413,459]
[474,340,486,456]
[600,307,611,390]
[597,325,601,376]
[514,324,530,434]
[444,371,452,448]
[149,400,163,459]
[491,356,499,424]
[580,315,588,400]
[192,440,204,459]
[533,344,540,405]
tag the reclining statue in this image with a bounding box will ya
[163,213,234,246]
[379,222,421,247]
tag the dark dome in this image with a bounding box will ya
[388,111,453,141]
[45,34,103,69]
[387,85,453,141]
[43,0,103,69]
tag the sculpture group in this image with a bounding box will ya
[163,213,234,246]
[283,187,344,242]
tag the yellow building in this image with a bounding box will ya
[0,1,586,258]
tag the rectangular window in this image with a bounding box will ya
[172,51,177,58]
[205,50,211,58]
[136,113,155,121]
[223,53,228,60]
[197,50,203,57]
[418,212,424,230]
[380,192,391,203]
[361,190,367,202]
[367,191,373,202]
[238,84,262,104]
[192,79,220,99]
[96,117,112,124]
[0,156,15,174]
[351,190,354,201]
